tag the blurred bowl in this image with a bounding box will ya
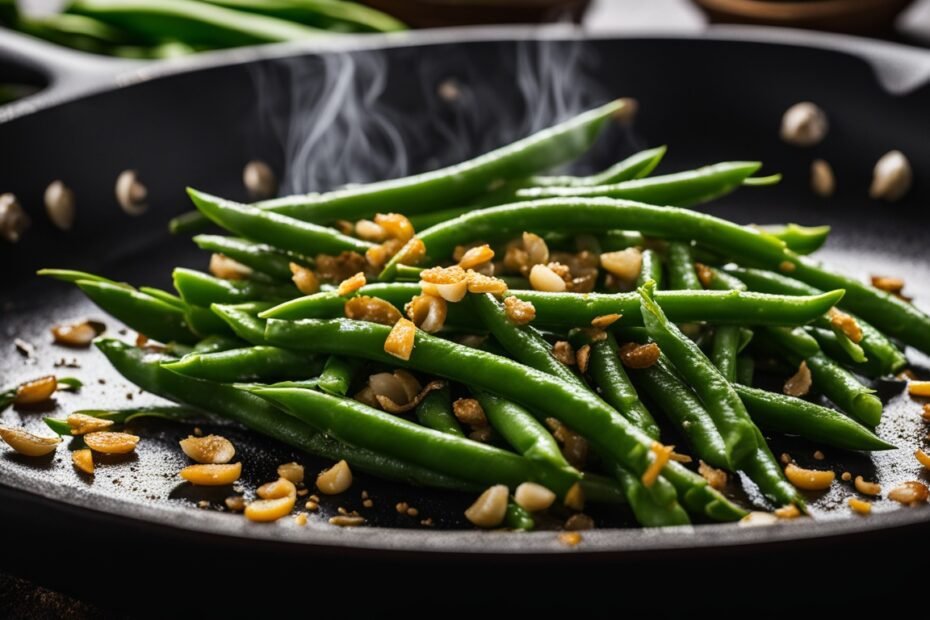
[362,0,590,28]
[692,0,916,36]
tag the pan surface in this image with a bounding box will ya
[1,27,930,560]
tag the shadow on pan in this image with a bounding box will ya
[1,26,930,605]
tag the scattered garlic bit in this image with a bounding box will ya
[453,398,487,427]
[869,150,912,202]
[277,462,304,484]
[465,270,508,295]
[392,238,426,267]
[67,413,114,436]
[907,381,930,397]
[695,262,714,288]
[179,434,235,464]
[369,370,420,408]
[317,251,366,283]
[305,500,319,511]
[739,511,778,527]
[72,449,94,474]
[420,265,468,302]
[225,496,246,512]
[115,169,148,215]
[591,313,621,329]
[613,97,639,125]
[669,451,692,464]
[521,232,550,269]
[365,240,399,269]
[346,295,402,326]
[783,361,812,397]
[813,450,825,461]
[529,264,567,293]
[245,478,297,523]
[44,180,75,231]
[916,449,930,469]
[294,512,308,526]
[841,471,852,482]
[503,296,536,325]
[922,404,930,423]
[51,320,103,348]
[243,160,277,199]
[576,344,591,374]
[464,484,509,528]
[848,497,871,515]
[355,219,386,242]
[83,431,140,455]
[514,482,556,512]
[784,463,835,491]
[334,220,354,236]
[458,244,494,270]
[564,482,586,511]
[209,253,252,281]
[258,477,297,500]
[374,213,415,242]
[180,463,242,486]
[698,460,728,491]
[827,308,862,343]
[0,193,30,243]
[375,378,443,414]
[870,275,905,295]
[780,101,828,147]
[558,531,583,546]
[329,515,366,527]
[641,442,673,487]
[810,159,835,197]
[290,262,321,295]
[600,248,642,283]
[887,481,929,506]
[551,341,576,366]
[780,453,793,465]
[618,342,660,369]
[854,475,881,497]
[564,513,594,531]
[316,460,353,495]
[774,505,801,519]
[0,426,61,456]
[437,78,461,102]
[337,272,367,296]
[14,375,57,405]
[384,318,417,361]
[468,427,493,443]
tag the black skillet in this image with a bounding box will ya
[1,25,930,608]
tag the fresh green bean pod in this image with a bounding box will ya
[317,355,360,396]
[667,242,701,291]
[414,387,464,437]
[138,286,186,310]
[809,328,882,378]
[734,384,893,451]
[15,12,133,53]
[250,386,580,495]
[173,268,294,307]
[711,326,743,383]
[505,501,536,531]
[45,406,200,435]
[193,235,301,281]
[75,279,196,344]
[199,0,405,32]
[473,389,577,476]
[515,162,763,206]
[262,318,745,521]
[741,427,803,508]
[637,248,663,289]
[184,304,236,338]
[531,145,667,187]
[211,302,273,344]
[757,224,830,255]
[599,230,646,252]
[192,334,247,354]
[608,460,690,527]
[736,354,755,387]
[162,346,320,383]
[96,338,475,491]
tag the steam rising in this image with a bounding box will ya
[250,39,633,196]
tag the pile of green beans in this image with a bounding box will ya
[42,101,920,531]
[1,0,404,59]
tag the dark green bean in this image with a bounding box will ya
[193,235,302,281]
[757,224,830,255]
[667,242,701,291]
[45,406,200,435]
[184,304,236,338]
[173,268,294,307]
[211,302,273,344]
[318,355,361,396]
[637,248,663,289]
[192,334,247,354]
[711,326,743,383]
[162,346,320,383]
[415,387,464,437]
[809,327,883,378]
[599,230,645,252]
[609,461,690,527]
[75,279,196,344]
[505,501,535,531]
[736,354,755,387]
[199,0,405,33]
[531,145,667,187]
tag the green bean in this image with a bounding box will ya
[767,326,820,358]
[754,330,882,427]
[175,100,627,231]
[577,332,660,439]
[723,266,906,375]
[211,302,273,344]
[736,354,755,386]
[96,338,474,491]
[15,12,132,54]
[173,268,295,307]
[514,162,762,206]
[473,389,576,476]
[68,0,326,47]
[184,304,235,338]
[757,224,830,255]
[628,359,730,469]
[75,279,197,344]
[380,197,788,279]
[415,387,464,437]
[199,0,405,33]
[505,501,535,531]
[138,286,187,310]
[667,242,701,291]
[599,230,645,252]
[638,281,757,468]
[809,328,882,378]
[608,461,690,526]
[193,235,302,281]
[531,146,667,187]
[162,346,320,383]
[318,355,360,396]
[187,189,374,256]
[192,334,246,354]
[262,318,746,521]
[45,406,200,435]
[742,427,802,508]
[734,384,893,451]
[38,268,125,287]
[637,248,663,289]
[711,326,744,384]
[250,385,580,494]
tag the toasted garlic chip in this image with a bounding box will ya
[67,413,114,436]
[869,150,912,202]
[465,484,509,528]
[780,102,828,147]
[0,193,30,243]
[180,463,242,486]
[72,449,94,474]
[14,375,58,405]
[514,482,556,512]
[0,426,61,456]
[83,431,139,455]
[243,160,277,199]
[179,434,235,464]
[810,159,835,197]
[115,169,149,215]
[854,475,881,496]
[277,462,304,484]
[848,497,871,515]
[44,180,75,231]
[316,460,353,495]
[784,463,835,491]
[51,320,103,348]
